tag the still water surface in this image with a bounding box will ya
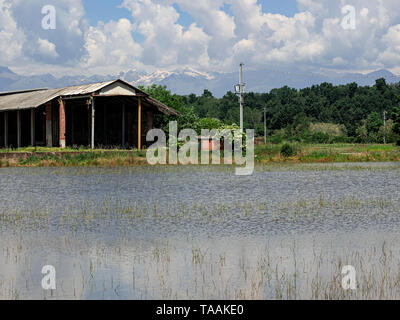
[1,163,400,299]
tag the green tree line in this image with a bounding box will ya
[141,78,400,145]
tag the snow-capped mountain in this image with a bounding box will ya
[127,67,217,94]
[1,66,399,97]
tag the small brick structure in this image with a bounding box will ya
[199,136,220,151]
[59,99,66,148]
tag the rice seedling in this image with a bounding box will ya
[0,164,400,299]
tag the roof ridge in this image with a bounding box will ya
[0,88,48,96]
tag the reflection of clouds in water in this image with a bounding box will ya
[2,231,400,299]
[1,165,400,299]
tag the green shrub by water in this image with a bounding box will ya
[281,144,296,157]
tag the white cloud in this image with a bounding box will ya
[2,0,400,76]
[3,0,87,66]
[37,38,59,58]
[0,0,25,65]
[122,0,211,70]
[378,24,400,67]
[82,18,143,73]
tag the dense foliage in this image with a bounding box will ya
[141,79,400,144]
[280,144,296,157]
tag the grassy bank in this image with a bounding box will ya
[255,143,400,163]
[0,143,399,167]
[0,149,148,167]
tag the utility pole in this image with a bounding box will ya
[383,110,387,144]
[264,107,267,144]
[239,63,244,132]
[235,63,245,132]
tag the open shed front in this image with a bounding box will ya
[0,80,178,150]
[63,95,154,149]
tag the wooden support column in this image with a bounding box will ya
[71,106,74,145]
[30,109,35,147]
[87,101,91,146]
[4,112,8,148]
[103,104,107,145]
[17,110,21,148]
[45,102,52,147]
[91,97,95,149]
[59,98,66,148]
[146,111,154,133]
[138,97,142,150]
[122,102,126,148]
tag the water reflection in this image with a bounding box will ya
[0,164,400,299]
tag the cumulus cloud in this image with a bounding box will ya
[37,38,59,58]
[9,0,88,65]
[121,0,211,70]
[0,0,25,65]
[1,0,400,75]
[82,18,142,73]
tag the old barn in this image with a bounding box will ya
[0,80,178,150]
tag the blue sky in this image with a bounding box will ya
[83,0,131,25]
[82,0,300,44]
[258,0,298,16]
[83,0,299,27]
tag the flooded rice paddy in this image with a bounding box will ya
[1,163,400,299]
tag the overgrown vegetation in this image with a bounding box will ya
[2,80,400,168]
[256,143,400,163]
[0,150,147,167]
[141,79,400,145]
[280,144,296,158]
[0,143,399,167]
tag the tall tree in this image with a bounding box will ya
[392,107,400,145]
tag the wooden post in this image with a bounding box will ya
[45,102,52,147]
[31,109,35,146]
[4,112,8,148]
[103,104,107,146]
[146,111,153,133]
[122,102,126,148]
[91,97,95,149]
[17,110,21,148]
[71,106,74,145]
[87,100,91,146]
[59,98,66,148]
[138,97,142,150]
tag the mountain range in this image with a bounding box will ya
[1,66,399,98]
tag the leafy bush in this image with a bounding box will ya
[332,136,356,143]
[255,123,266,137]
[356,120,368,143]
[214,123,247,149]
[194,118,222,134]
[268,134,284,144]
[392,107,400,145]
[366,112,383,134]
[309,122,347,143]
[310,132,330,144]
[280,143,296,157]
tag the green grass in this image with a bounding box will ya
[255,143,400,163]
[1,150,147,167]
[0,146,135,153]
[0,143,399,167]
